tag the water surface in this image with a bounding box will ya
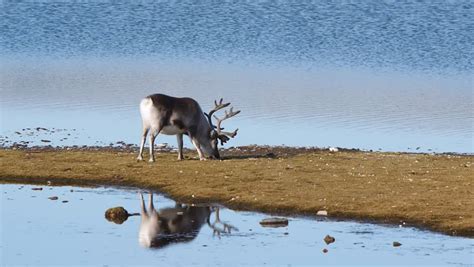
[1,184,472,266]
[1,1,473,153]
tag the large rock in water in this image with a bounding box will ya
[105,207,129,224]
[259,217,289,227]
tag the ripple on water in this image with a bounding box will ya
[0,1,472,153]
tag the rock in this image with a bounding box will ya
[316,210,328,216]
[322,248,328,253]
[40,139,51,143]
[32,187,43,191]
[393,241,402,247]
[48,196,59,200]
[324,235,335,245]
[259,217,289,227]
[328,147,339,152]
[105,207,130,224]
[62,200,69,203]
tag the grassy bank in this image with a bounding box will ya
[0,147,472,237]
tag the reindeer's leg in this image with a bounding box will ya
[176,133,184,160]
[148,133,156,162]
[139,192,147,215]
[148,193,155,211]
[148,124,164,163]
[137,127,149,161]
[148,193,160,219]
[191,138,206,161]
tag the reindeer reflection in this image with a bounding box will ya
[139,193,237,248]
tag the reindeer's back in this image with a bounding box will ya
[140,94,203,132]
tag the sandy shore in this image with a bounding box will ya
[0,146,472,237]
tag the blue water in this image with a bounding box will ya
[1,1,473,152]
[2,1,473,72]
[1,184,472,266]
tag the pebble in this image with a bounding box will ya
[322,248,328,253]
[316,210,328,216]
[105,207,129,224]
[259,217,289,227]
[324,235,335,245]
[31,187,43,191]
[48,196,59,200]
[393,241,402,247]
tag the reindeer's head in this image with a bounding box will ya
[204,98,240,159]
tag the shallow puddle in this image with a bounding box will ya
[1,184,472,266]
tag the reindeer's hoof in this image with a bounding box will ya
[199,158,207,161]
[148,158,155,163]
[136,157,143,162]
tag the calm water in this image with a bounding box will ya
[1,1,473,152]
[1,184,472,266]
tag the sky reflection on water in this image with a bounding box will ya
[1,184,472,266]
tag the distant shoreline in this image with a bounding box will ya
[1,146,473,237]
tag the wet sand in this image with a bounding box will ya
[0,146,472,237]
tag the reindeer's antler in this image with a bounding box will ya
[207,208,238,238]
[213,107,240,145]
[204,98,230,129]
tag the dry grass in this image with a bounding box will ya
[0,147,472,237]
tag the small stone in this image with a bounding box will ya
[40,139,51,143]
[322,248,328,253]
[105,207,129,224]
[393,241,402,247]
[328,147,339,152]
[32,187,43,191]
[48,196,59,200]
[259,217,289,227]
[324,235,335,245]
[316,210,328,216]
[62,200,69,203]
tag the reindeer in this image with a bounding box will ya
[138,193,237,248]
[137,94,240,162]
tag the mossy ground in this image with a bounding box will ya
[0,147,472,237]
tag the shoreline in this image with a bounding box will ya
[1,146,472,237]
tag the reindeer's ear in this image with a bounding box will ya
[218,135,230,145]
